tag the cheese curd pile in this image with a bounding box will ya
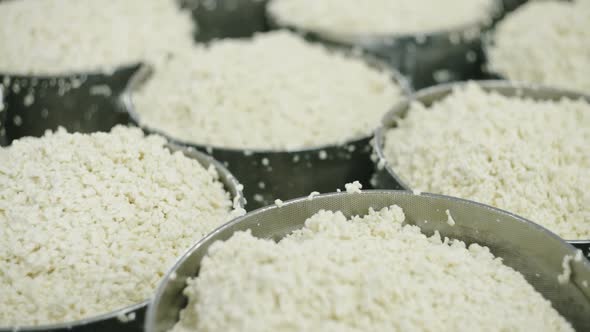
[0,0,195,74]
[171,206,572,331]
[487,0,590,93]
[0,126,239,326]
[133,31,403,150]
[267,0,497,37]
[383,83,590,239]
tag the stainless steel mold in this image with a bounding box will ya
[124,51,411,210]
[0,144,244,332]
[265,0,503,89]
[372,80,590,252]
[146,191,590,332]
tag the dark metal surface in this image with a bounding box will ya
[0,144,244,332]
[266,1,503,89]
[0,65,140,145]
[125,53,411,210]
[146,191,590,332]
[501,0,528,14]
[0,84,6,146]
[372,80,590,249]
[181,0,269,42]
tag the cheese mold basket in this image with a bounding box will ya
[145,191,590,331]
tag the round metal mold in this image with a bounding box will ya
[0,144,244,332]
[123,51,412,210]
[146,190,590,332]
[372,80,590,250]
[0,64,141,146]
[265,0,503,89]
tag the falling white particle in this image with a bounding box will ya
[13,115,22,126]
[445,209,456,226]
[369,177,378,187]
[415,34,426,44]
[261,158,269,166]
[433,69,453,83]
[345,181,362,194]
[253,194,264,202]
[23,94,34,106]
[318,150,327,160]
[274,199,284,207]
[258,182,266,189]
[89,85,112,97]
[466,51,477,63]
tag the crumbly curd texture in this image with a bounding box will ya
[383,83,590,239]
[0,0,195,74]
[133,31,403,150]
[488,0,590,93]
[268,0,497,37]
[171,205,571,332]
[0,126,236,326]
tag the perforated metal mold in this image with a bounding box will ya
[0,145,244,332]
[265,0,503,88]
[146,191,590,332]
[124,51,411,210]
[372,80,590,251]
